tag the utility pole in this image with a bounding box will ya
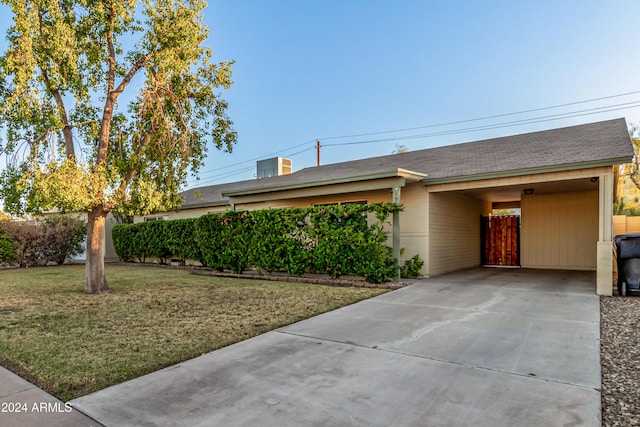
[316,140,321,166]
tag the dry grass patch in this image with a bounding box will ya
[0,264,387,401]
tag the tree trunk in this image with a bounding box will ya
[85,206,109,294]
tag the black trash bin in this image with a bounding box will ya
[614,233,640,296]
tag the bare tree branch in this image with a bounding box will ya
[37,8,75,159]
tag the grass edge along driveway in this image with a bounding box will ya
[0,264,387,401]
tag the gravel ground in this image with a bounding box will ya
[601,296,640,426]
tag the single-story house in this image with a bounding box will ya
[137,118,634,295]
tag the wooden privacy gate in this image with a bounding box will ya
[481,215,520,266]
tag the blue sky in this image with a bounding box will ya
[1,1,640,188]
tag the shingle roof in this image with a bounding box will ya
[180,118,634,208]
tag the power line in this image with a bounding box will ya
[315,89,640,142]
[192,140,316,179]
[323,100,640,147]
[187,146,316,187]
[189,91,640,186]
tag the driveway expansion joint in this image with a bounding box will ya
[276,329,599,391]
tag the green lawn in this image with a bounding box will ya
[0,264,387,401]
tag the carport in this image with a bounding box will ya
[424,166,615,295]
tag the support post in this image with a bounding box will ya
[392,186,401,282]
[597,172,614,295]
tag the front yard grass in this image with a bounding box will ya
[0,264,387,401]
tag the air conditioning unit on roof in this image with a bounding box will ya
[256,157,292,178]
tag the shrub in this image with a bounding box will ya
[2,221,45,267]
[112,224,135,262]
[1,216,87,267]
[193,213,227,270]
[112,203,403,283]
[0,233,16,263]
[164,219,198,265]
[142,221,171,264]
[401,254,424,279]
[40,215,87,265]
[219,211,252,274]
[246,208,311,275]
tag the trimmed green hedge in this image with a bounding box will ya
[0,233,16,264]
[112,203,402,283]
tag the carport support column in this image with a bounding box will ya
[597,172,614,296]
[393,186,401,281]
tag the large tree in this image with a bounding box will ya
[0,0,237,293]
[622,124,640,190]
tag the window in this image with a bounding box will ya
[313,200,367,207]
[144,216,169,221]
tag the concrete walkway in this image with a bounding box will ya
[0,366,102,426]
[67,268,601,427]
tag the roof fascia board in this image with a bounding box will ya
[230,176,407,205]
[396,168,428,181]
[180,200,230,210]
[422,157,630,186]
[223,168,424,197]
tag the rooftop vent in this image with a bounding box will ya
[257,157,292,179]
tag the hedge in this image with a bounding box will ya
[112,203,402,283]
[0,233,16,264]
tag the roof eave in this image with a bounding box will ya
[179,200,230,210]
[421,157,631,186]
[222,168,427,197]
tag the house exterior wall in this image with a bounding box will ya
[135,206,228,223]
[104,214,118,260]
[235,189,391,211]
[428,191,483,276]
[252,183,427,273]
[521,190,598,270]
[233,184,428,271]
[132,183,431,272]
[129,165,615,286]
[397,182,429,275]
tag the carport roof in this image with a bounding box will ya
[180,118,634,208]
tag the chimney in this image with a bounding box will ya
[256,157,292,179]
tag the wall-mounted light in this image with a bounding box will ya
[523,188,534,195]
[590,177,599,183]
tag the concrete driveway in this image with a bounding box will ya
[71,268,601,426]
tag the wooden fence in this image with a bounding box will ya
[481,215,520,266]
[614,215,640,237]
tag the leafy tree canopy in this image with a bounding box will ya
[0,0,236,217]
[621,123,640,192]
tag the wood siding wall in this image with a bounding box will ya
[521,190,598,270]
[429,192,482,276]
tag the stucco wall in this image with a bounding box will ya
[236,189,391,211]
[521,190,598,270]
[398,182,429,274]
[428,191,483,276]
[135,206,227,223]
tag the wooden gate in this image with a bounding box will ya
[481,215,520,266]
